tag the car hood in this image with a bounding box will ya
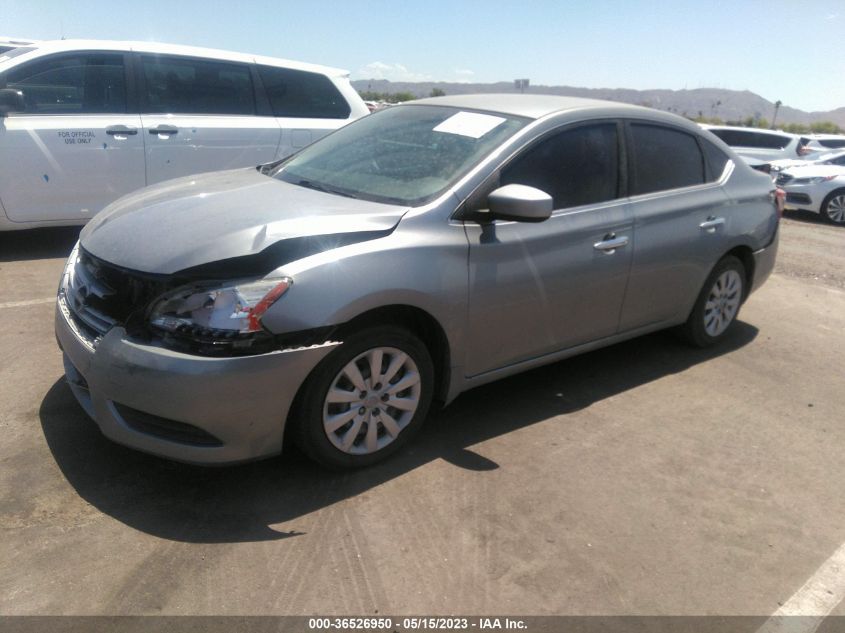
[781,164,845,178]
[80,168,409,276]
[770,158,809,169]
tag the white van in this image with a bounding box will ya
[0,40,368,230]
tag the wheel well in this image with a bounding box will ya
[822,187,845,208]
[725,245,754,300]
[335,305,452,405]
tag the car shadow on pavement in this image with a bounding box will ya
[0,226,81,262]
[782,209,829,227]
[39,322,758,544]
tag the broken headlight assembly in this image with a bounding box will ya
[147,277,292,356]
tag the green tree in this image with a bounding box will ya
[388,92,416,103]
[430,88,446,97]
[810,121,842,134]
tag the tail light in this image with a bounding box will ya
[771,188,786,219]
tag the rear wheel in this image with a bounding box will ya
[292,326,434,469]
[680,256,745,348]
[821,191,845,225]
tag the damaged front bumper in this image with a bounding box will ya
[55,292,338,465]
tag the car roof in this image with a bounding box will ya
[0,37,37,46]
[702,124,797,139]
[411,93,669,121]
[15,39,349,77]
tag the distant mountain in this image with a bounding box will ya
[352,80,845,128]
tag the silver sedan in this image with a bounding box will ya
[56,94,780,468]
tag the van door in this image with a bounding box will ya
[137,54,280,184]
[0,51,145,223]
[256,65,352,159]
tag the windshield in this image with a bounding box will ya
[274,104,528,206]
[0,46,35,63]
[816,151,845,162]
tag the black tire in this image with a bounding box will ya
[291,326,434,469]
[680,255,746,348]
[820,190,845,225]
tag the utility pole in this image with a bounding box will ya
[771,100,782,129]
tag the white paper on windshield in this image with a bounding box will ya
[433,111,506,138]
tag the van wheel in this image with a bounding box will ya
[821,191,845,225]
[292,326,434,469]
[680,256,745,348]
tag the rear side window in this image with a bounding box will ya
[257,65,350,119]
[699,138,730,181]
[819,139,845,149]
[630,124,704,195]
[501,123,619,209]
[709,129,791,150]
[5,53,126,114]
[140,55,255,115]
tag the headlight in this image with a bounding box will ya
[793,175,837,185]
[148,276,292,353]
[60,241,81,292]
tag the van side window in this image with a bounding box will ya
[630,124,704,195]
[5,53,126,114]
[141,55,255,115]
[257,66,350,119]
[500,123,619,209]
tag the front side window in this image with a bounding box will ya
[141,55,255,115]
[5,53,126,114]
[630,123,704,195]
[258,65,350,119]
[274,105,527,206]
[501,123,619,209]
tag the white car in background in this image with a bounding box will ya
[0,39,369,230]
[806,133,845,150]
[701,125,818,162]
[776,165,845,225]
[769,150,845,175]
[0,37,37,54]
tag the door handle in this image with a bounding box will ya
[148,125,178,136]
[105,125,138,136]
[699,216,725,233]
[593,233,629,254]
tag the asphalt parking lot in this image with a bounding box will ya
[1,212,844,617]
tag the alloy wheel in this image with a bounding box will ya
[322,347,422,455]
[825,194,845,224]
[703,270,742,337]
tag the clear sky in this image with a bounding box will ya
[2,0,844,112]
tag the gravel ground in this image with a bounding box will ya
[777,211,845,289]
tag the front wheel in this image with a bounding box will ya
[821,191,845,225]
[291,326,434,469]
[680,256,745,348]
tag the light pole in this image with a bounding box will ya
[771,100,782,129]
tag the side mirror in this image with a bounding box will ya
[0,88,25,117]
[487,184,553,222]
